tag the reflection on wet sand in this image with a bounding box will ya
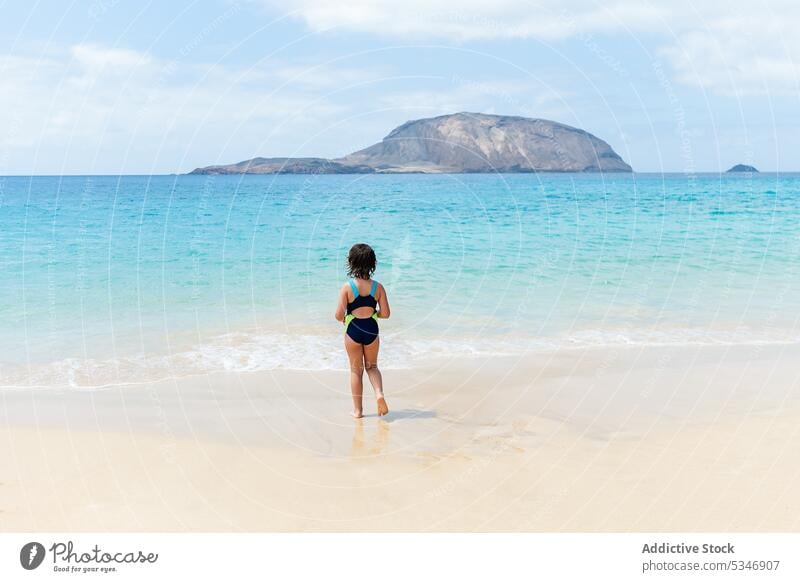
[351,418,391,457]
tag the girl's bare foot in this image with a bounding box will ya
[376,396,389,416]
[351,410,364,419]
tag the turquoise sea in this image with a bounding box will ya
[2,173,799,387]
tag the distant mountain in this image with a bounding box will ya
[726,164,759,173]
[188,157,373,175]
[189,112,632,175]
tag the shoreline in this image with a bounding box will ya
[2,343,799,531]
[5,323,800,390]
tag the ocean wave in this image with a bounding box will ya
[2,326,799,389]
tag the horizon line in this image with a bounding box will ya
[0,171,787,178]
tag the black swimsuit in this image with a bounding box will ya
[345,279,379,345]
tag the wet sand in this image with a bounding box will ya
[1,343,799,531]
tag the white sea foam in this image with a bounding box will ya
[2,325,799,390]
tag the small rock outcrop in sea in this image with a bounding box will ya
[189,112,632,174]
[726,164,759,173]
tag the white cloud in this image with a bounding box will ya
[273,0,671,41]
[71,43,153,71]
[270,0,800,97]
[661,11,800,97]
[0,44,381,173]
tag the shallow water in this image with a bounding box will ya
[1,172,799,386]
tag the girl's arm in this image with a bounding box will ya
[334,284,348,322]
[377,283,391,319]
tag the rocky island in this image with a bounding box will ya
[189,112,632,174]
[726,164,759,173]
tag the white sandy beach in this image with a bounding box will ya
[2,343,799,531]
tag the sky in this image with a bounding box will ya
[1,0,798,174]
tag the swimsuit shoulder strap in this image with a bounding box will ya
[369,280,377,297]
[348,279,359,298]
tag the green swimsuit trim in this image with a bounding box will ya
[343,312,378,329]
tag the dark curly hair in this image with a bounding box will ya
[347,243,376,280]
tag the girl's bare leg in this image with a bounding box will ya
[345,335,365,418]
[363,338,389,415]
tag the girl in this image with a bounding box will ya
[335,243,391,418]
